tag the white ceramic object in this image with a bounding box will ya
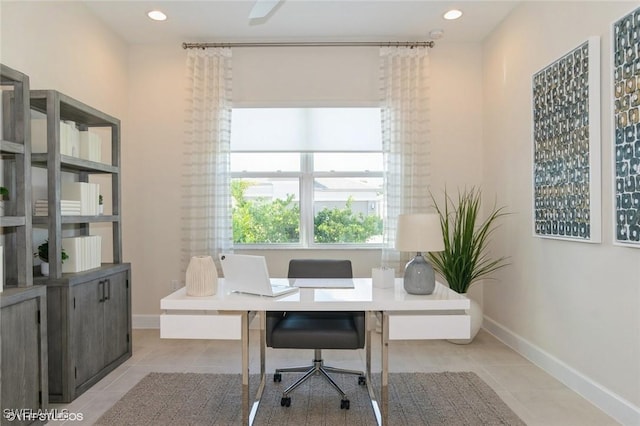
[372,267,395,288]
[448,296,482,344]
[185,255,218,296]
[41,262,49,277]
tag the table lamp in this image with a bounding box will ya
[395,213,445,295]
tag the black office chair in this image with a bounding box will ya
[266,259,366,410]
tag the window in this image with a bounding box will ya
[230,108,383,247]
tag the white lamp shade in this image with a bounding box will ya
[395,213,445,252]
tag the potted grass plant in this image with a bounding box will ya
[0,186,8,215]
[428,187,509,343]
[35,240,69,277]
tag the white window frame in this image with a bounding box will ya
[231,152,383,249]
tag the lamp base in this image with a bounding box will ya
[403,253,436,295]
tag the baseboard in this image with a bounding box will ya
[483,315,640,426]
[133,314,160,329]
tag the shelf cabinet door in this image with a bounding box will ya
[0,299,42,426]
[71,279,105,388]
[103,271,129,365]
[70,269,129,392]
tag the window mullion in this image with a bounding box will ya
[300,153,314,247]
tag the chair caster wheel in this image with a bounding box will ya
[340,399,350,410]
[358,376,366,385]
[280,396,291,407]
[274,373,282,382]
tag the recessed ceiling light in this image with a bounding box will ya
[443,9,463,20]
[147,10,167,21]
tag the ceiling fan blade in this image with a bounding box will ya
[249,0,281,19]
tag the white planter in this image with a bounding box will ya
[448,296,482,345]
[185,255,218,296]
[40,262,49,277]
[0,246,4,292]
[98,204,104,215]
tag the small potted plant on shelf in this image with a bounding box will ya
[35,240,69,277]
[0,186,8,215]
[428,187,510,344]
[98,194,104,215]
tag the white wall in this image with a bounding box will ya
[482,1,640,418]
[125,42,485,316]
[233,46,380,106]
[0,2,128,270]
[0,2,128,115]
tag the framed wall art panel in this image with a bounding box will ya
[612,6,640,248]
[532,37,601,243]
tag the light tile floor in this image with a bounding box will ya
[48,328,619,425]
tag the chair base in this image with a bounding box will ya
[274,349,365,405]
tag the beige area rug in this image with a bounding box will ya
[95,372,525,426]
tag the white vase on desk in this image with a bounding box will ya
[185,255,218,296]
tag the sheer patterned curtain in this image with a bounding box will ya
[181,48,233,275]
[380,46,432,273]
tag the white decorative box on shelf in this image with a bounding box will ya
[79,130,102,162]
[34,199,82,216]
[61,182,100,215]
[32,118,102,163]
[61,235,102,273]
[32,118,80,157]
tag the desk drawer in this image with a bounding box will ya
[388,313,470,340]
[160,313,242,340]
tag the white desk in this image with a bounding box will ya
[160,278,470,425]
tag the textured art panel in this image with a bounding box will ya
[532,38,601,242]
[613,7,640,247]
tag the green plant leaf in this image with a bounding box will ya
[35,240,69,263]
[427,187,510,293]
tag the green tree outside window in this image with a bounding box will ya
[232,180,382,244]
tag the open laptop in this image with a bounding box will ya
[219,254,298,297]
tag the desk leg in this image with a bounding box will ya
[381,311,389,425]
[260,310,266,380]
[239,311,266,425]
[241,310,250,425]
[248,311,267,424]
[365,312,384,426]
[366,312,372,384]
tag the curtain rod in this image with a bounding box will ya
[182,41,434,49]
